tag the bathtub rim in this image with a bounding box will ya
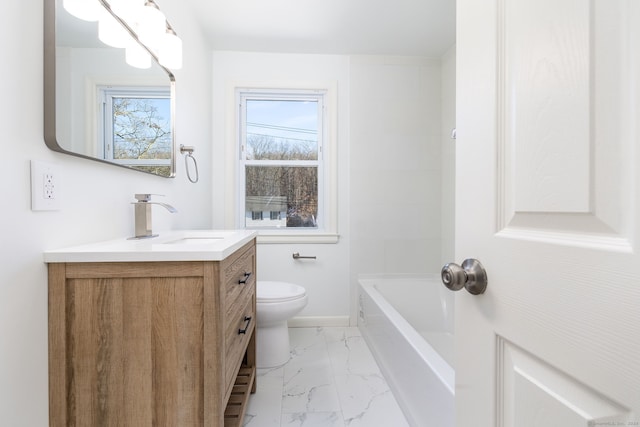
[358,274,455,395]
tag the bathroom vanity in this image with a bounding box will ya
[44,231,257,427]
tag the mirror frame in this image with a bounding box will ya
[43,0,177,177]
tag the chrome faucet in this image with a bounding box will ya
[130,194,177,239]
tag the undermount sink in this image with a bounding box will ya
[163,237,225,245]
[160,231,238,245]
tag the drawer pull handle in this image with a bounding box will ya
[238,272,252,284]
[238,316,252,334]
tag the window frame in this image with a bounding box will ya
[98,85,172,169]
[235,87,338,243]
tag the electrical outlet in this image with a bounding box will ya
[44,172,55,199]
[31,160,61,211]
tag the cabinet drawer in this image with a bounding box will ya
[222,244,256,321]
[223,293,255,398]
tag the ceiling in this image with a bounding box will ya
[179,0,456,57]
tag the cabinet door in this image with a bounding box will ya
[49,264,205,426]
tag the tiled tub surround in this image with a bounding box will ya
[243,327,409,427]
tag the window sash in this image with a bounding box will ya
[98,86,171,166]
[244,159,319,167]
[237,89,326,231]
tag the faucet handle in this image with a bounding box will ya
[134,193,165,202]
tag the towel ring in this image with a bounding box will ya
[180,144,199,183]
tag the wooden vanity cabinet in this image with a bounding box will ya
[47,239,257,427]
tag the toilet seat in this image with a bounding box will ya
[257,281,306,303]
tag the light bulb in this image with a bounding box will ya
[107,0,145,24]
[159,30,183,70]
[136,2,166,49]
[126,42,151,69]
[63,0,102,22]
[98,10,132,48]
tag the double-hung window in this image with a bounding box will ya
[238,89,327,232]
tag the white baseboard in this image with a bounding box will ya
[288,316,350,328]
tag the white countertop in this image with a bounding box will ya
[43,230,257,263]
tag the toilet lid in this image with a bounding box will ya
[257,281,306,303]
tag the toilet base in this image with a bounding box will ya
[256,321,291,368]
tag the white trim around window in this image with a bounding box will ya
[227,82,339,244]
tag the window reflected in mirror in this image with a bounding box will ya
[100,86,172,176]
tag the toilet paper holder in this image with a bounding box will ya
[293,252,317,260]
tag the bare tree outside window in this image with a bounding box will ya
[113,98,171,159]
[240,94,324,229]
[100,86,172,176]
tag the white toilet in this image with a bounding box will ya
[256,281,308,368]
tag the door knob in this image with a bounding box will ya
[441,258,488,295]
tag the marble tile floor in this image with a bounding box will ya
[243,327,410,427]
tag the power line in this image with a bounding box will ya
[247,132,317,144]
[247,122,317,135]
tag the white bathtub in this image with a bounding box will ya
[358,274,454,427]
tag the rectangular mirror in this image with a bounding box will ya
[44,0,176,177]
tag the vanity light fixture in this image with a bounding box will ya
[63,0,102,21]
[136,0,167,49]
[125,41,152,69]
[107,0,145,22]
[64,0,183,71]
[159,25,183,70]
[98,8,132,48]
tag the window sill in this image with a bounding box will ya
[255,231,340,244]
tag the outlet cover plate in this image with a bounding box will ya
[31,160,60,211]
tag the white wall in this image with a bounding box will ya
[349,55,443,281]
[211,53,447,325]
[440,46,457,332]
[441,46,456,264]
[211,52,352,324]
[0,0,212,424]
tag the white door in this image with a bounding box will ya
[455,0,640,426]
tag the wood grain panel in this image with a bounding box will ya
[69,278,99,426]
[95,278,125,426]
[221,243,255,290]
[123,278,153,425]
[223,295,255,401]
[204,262,224,427]
[48,263,67,427]
[65,261,205,279]
[67,278,127,426]
[152,277,204,426]
[223,248,255,327]
[48,239,257,426]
